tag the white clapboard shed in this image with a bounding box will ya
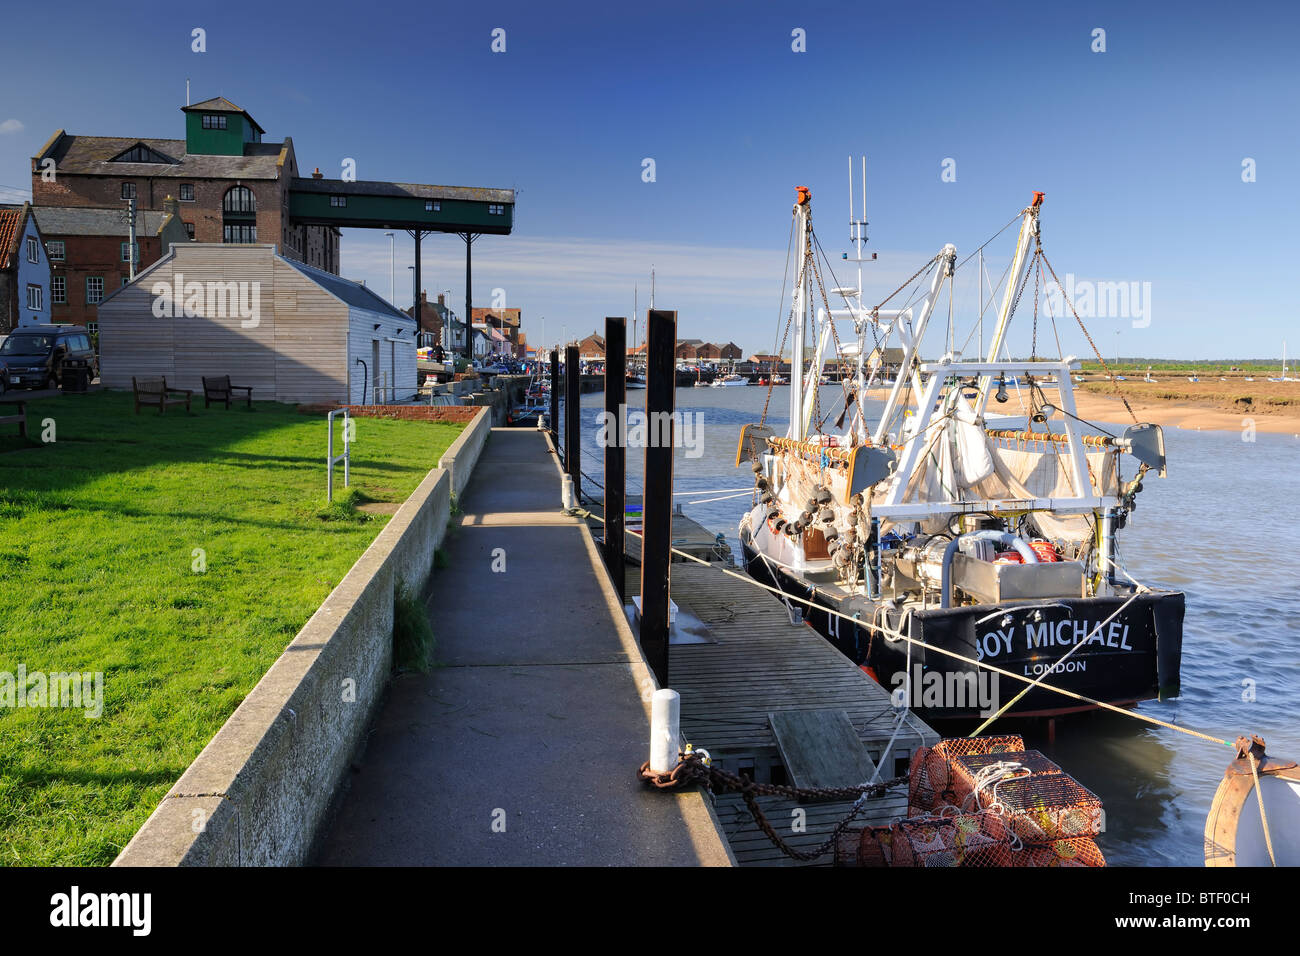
[97,243,416,404]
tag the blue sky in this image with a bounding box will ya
[2,0,1296,359]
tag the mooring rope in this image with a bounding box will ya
[1247,751,1278,867]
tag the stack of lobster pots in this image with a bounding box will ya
[836,735,1106,867]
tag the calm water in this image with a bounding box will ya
[569,384,1300,866]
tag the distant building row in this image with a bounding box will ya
[571,332,744,362]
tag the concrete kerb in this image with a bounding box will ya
[113,463,455,867]
[541,430,736,866]
[438,404,492,502]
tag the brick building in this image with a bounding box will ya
[576,331,605,360]
[471,307,523,357]
[30,97,340,329]
[33,199,190,330]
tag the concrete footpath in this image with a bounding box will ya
[315,427,732,866]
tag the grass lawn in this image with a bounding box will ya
[0,391,463,865]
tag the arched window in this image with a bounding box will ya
[222,186,257,243]
[223,186,256,215]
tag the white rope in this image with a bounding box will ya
[684,490,755,506]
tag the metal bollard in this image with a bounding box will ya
[649,688,681,774]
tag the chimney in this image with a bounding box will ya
[437,293,446,307]
[312,167,324,179]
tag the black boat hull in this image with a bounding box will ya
[740,535,1183,721]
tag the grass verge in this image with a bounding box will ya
[0,391,462,864]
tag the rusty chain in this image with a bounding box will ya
[639,752,907,862]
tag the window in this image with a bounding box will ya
[113,144,171,164]
[86,276,104,304]
[26,236,39,263]
[120,241,140,263]
[223,186,256,214]
[184,222,195,239]
[51,276,66,304]
[425,200,440,212]
[202,114,227,129]
[222,223,257,244]
[330,195,347,207]
[121,182,136,200]
[86,321,98,336]
[179,183,195,201]
[26,285,42,310]
[46,240,65,261]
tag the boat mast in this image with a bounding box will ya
[790,188,812,440]
[850,156,869,440]
[976,193,1043,414]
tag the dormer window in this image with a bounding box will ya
[201,114,227,129]
[111,143,175,164]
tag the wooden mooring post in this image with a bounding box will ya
[549,348,560,451]
[639,308,676,686]
[603,316,627,602]
[565,344,581,501]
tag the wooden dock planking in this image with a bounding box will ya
[624,559,939,866]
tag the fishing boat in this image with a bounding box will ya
[711,373,749,387]
[733,181,1183,722]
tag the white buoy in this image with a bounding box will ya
[649,688,681,773]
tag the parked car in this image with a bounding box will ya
[0,325,98,394]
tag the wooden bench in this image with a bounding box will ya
[132,377,192,415]
[0,399,27,438]
[202,375,253,409]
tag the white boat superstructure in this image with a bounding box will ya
[732,171,1181,719]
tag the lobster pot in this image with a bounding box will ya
[835,825,896,867]
[889,813,1018,867]
[908,735,1025,815]
[1011,836,1106,868]
[978,773,1103,844]
[949,750,1063,811]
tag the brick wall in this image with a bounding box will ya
[48,233,163,327]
